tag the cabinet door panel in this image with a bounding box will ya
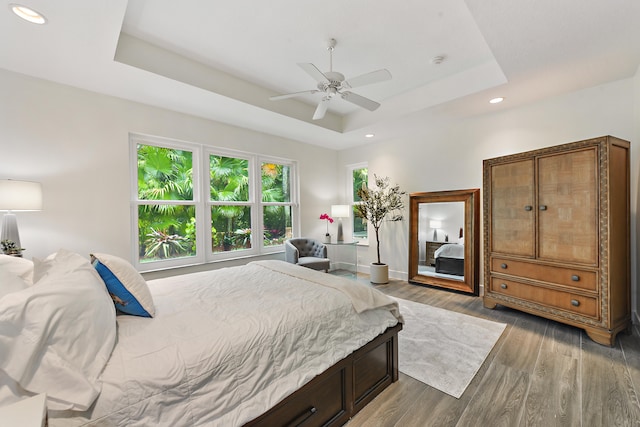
[490,160,535,256]
[537,148,598,265]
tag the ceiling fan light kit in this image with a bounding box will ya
[270,38,392,120]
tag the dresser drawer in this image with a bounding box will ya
[491,257,597,291]
[489,276,599,319]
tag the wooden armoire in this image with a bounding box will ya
[483,136,631,346]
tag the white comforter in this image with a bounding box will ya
[434,243,464,259]
[49,260,401,427]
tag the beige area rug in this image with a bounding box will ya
[393,297,507,398]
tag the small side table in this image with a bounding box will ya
[425,241,445,266]
[325,241,358,279]
[0,393,47,426]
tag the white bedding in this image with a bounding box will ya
[49,260,401,427]
[434,243,464,259]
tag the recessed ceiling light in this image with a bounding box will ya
[10,4,47,24]
[489,97,504,104]
[365,133,375,138]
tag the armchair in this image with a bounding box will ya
[285,238,330,272]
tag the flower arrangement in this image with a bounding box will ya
[319,213,334,236]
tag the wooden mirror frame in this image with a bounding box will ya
[408,189,480,295]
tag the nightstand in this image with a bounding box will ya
[0,393,47,426]
[425,241,445,266]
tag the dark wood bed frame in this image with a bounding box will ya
[244,323,402,427]
[435,257,465,276]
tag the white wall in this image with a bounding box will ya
[2,67,638,319]
[0,68,338,275]
[634,64,640,324]
[339,76,638,318]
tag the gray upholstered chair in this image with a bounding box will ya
[285,238,330,272]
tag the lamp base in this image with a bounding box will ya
[1,212,21,250]
[337,219,344,242]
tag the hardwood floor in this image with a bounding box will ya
[346,277,640,427]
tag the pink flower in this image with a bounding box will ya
[319,213,334,223]
[320,213,334,235]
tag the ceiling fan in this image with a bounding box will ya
[269,38,392,120]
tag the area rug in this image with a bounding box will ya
[393,297,507,398]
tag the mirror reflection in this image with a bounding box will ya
[408,189,480,295]
[418,202,465,282]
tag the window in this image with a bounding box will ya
[131,135,298,271]
[135,143,197,266]
[260,162,293,246]
[349,164,368,240]
[209,154,251,253]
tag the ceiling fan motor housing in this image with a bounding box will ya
[317,71,345,94]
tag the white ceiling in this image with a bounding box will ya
[1,0,639,149]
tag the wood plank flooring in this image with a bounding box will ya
[346,278,640,427]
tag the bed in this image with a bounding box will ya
[0,250,402,426]
[434,243,464,276]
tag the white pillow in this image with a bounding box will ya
[0,254,34,284]
[32,249,87,282]
[0,270,29,299]
[0,250,117,411]
[90,253,155,317]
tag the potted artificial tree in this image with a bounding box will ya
[355,175,406,284]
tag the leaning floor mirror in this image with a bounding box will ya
[408,189,480,295]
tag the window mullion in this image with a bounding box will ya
[251,157,262,250]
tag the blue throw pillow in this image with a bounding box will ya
[90,253,155,317]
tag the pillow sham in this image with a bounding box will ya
[0,249,116,411]
[0,254,34,284]
[32,248,87,283]
[0,270,29,299]
[90,253,155,317]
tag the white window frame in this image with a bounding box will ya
[347,162,368,244]
[130,134,299,272]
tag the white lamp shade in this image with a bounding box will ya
[331,204,350,218]
[429,220,442,229]
[0,180,43,211]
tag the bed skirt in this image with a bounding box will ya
[244,323,403,426]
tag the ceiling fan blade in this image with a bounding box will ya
[341,91,380,111]
[312,98,330,120]
[344,69,392,89]
[298,63,330,84]
[269,90,319,101]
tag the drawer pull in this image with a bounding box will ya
[501,263,508,269]
[570,299,580,307]
[287,406,317,427]
[500,283,508,289]
[571,275,580,282]
[524,205,533,211]
[539,205,548,211]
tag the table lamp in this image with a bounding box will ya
[429,220,442,241]
[0,179,43,253]
[331,204,350,242]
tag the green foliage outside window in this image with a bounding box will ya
[137,145,195,262]
[261,163,292,246]
[352,167,368,239]
[137,144,293,262]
